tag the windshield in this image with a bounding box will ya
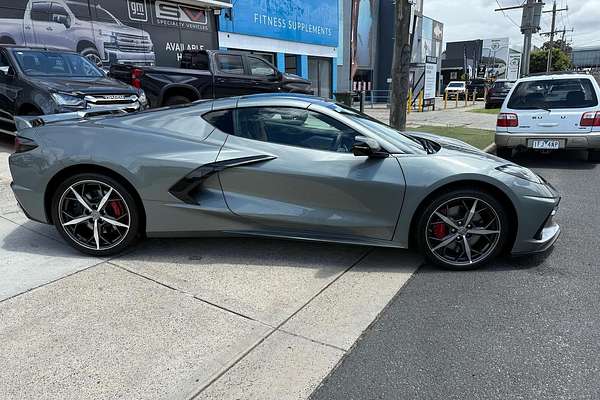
[493,81,514,90]
[12,50,104,77]
[333,105,426,154]
[447,82,464,88]
[507,78,598,110]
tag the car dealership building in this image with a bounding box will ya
[0,0,233,67]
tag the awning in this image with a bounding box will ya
[174,0,232,9]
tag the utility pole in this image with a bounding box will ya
[494,0,543,78]
[542,1,568,72]
[389,0,412,131]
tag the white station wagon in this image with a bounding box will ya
[495,73,600,161]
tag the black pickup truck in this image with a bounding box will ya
[109,50,313,107]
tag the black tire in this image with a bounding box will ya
[588,150,600,162]
[496,147,512,160]
[51,173,140,256]
[80,47,103,68]
[417,189,510,270]
[163,95,192,106]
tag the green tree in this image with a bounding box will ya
[530,47,572,73]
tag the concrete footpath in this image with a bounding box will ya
[365,100,498,131]
[0,137,423,400]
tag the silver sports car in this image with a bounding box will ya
[9,94,561,269]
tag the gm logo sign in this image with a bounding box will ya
[155,1,208,30]
[127,0,148,22]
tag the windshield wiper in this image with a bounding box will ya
[409,135,436,154]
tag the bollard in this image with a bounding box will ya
[472,90,476,105]
[444,91,448,109]
[455,93,459,108]
[418,90,424,112]
[407,88,413,115]
[359,90,365,113]
[464,91,468,107]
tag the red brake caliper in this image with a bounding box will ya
[109,200,123,218]
[432,222,447,239]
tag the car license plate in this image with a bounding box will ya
[529,139,563,150]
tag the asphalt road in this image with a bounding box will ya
[311,150,600,400]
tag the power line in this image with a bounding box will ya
[495,0,522,28]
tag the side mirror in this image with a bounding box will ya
[55,15,71,28]
[352,136,388,158]
[0,66,14,79]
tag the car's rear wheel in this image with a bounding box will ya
[417,190,509,270]
[163,96,191,106]
[51,173,139,256]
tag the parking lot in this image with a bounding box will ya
[0,135,422,399]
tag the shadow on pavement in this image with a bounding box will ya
[512,150,596,170]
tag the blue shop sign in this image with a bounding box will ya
[220,0,339,47]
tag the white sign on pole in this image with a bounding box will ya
[424,62,437,99]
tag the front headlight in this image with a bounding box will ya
[51,93,86,109]
[496,164,543,184]
[138,90,147,106]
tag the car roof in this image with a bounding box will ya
[236,93,333,107]
[0,44,74,53]
[518,73,592,82]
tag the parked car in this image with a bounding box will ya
[0,45,147,135]
[10,94,560,269]
[109,50,313,107]
[495,73,600,161]
[445,81,466,99]
[466,78,488,99]
[485,79,515,109]
[0,0,155,67]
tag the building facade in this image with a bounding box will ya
[0,0,232,67]
[218,0,340,98]
[572,46,600,70]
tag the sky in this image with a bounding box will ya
[423,0,599,51]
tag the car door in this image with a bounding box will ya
[48,2,75,50]
[29,1,54,45]
[214,105,406,241]
[212,53,256,98]
[245,56,281,94]
[0,50,19,135]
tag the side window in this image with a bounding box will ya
[216,55,244,75]
[235,107,359,153]
[203,110,234,135]
[248,57,276,77]
[31,2,51,21]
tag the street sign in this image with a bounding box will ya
[424,62,437,100]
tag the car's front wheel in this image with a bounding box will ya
[51,173,140,256]
[417,189,509,270]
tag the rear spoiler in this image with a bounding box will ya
[14,107,129,133]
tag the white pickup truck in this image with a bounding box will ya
[495,73,600,161]
[0,0,155,67]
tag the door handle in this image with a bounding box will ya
[25,26,31,30]
[46,27,54,31]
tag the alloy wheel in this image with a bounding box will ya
[85,53,104,68]
[58,180,131,251]
[425,197,501,267]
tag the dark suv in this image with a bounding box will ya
[0,45,147,135]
